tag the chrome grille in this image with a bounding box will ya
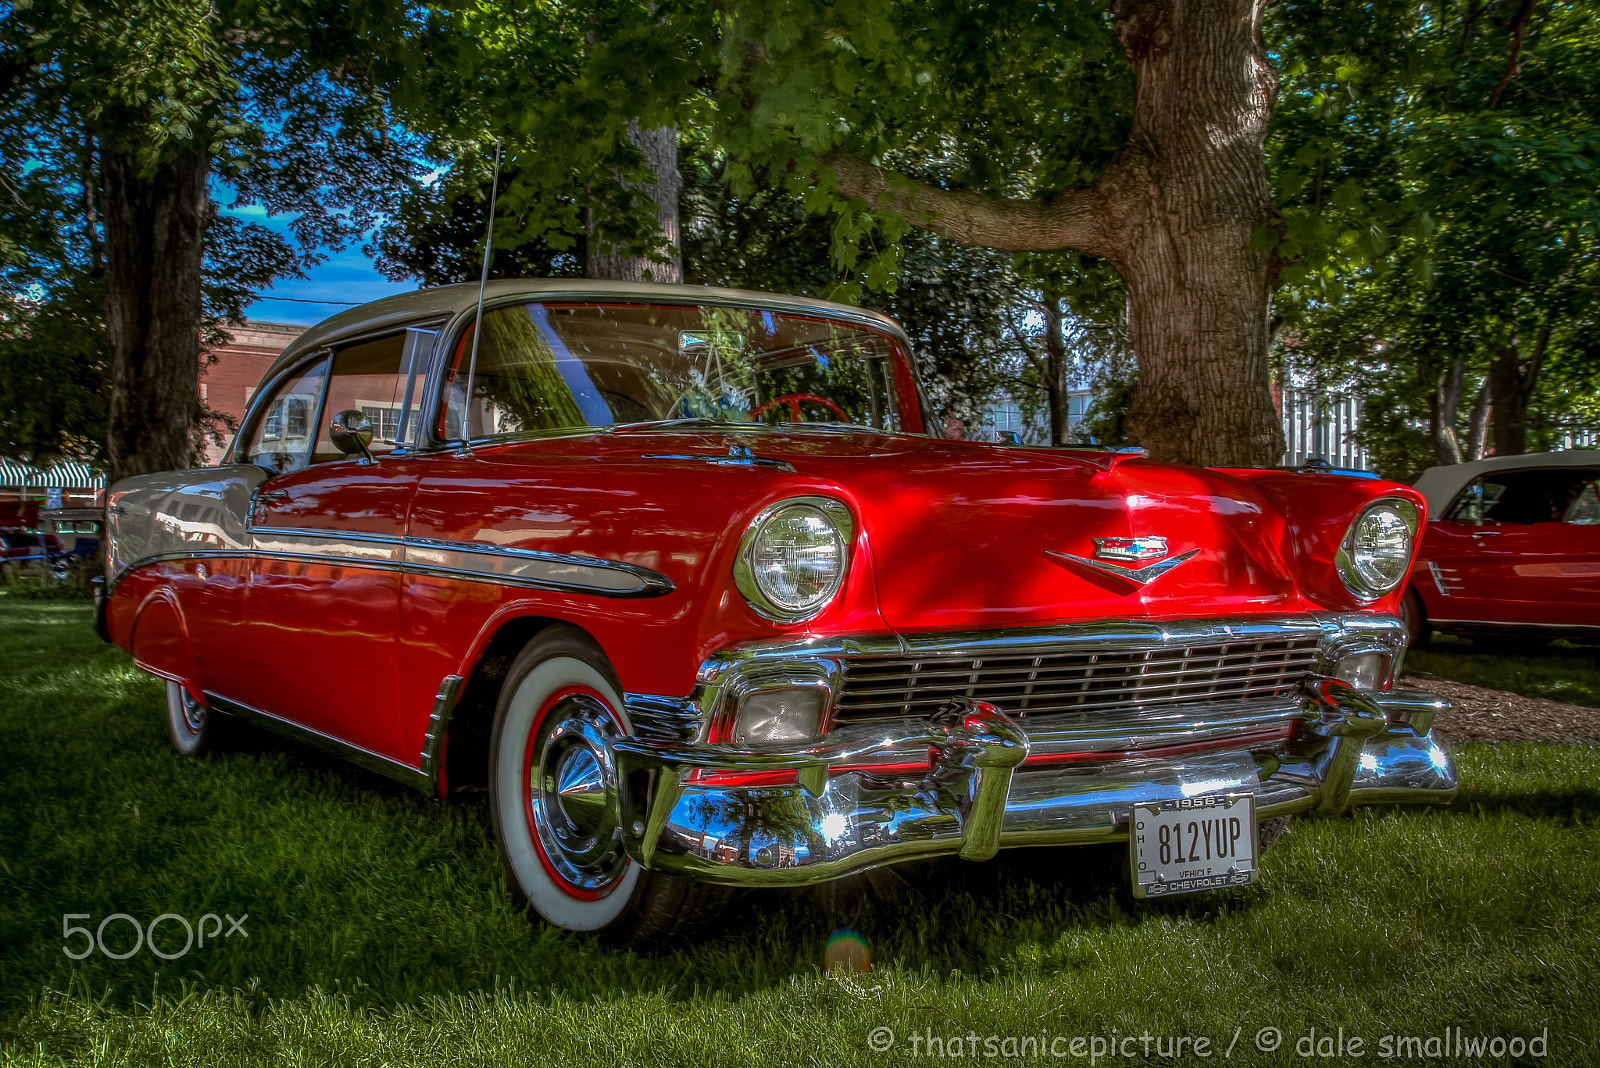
[833,636,1322,720]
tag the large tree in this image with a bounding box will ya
[715,0,1285,465]
[379,0,1283,462]
[0,0,419,480]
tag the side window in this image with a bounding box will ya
[1566,482,1600,525]
[1450,468,1600,525]
[244,358,330,475]
[313,328,436,462]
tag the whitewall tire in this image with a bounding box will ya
[489,631,643,932]
[486,626,733,943]
[164,680,219,756]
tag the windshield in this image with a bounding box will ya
[438,302,924,442]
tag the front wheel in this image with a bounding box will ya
[487,626,729,942]
[1399,586,1431,650]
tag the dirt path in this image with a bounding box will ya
[1401,672,1600,745]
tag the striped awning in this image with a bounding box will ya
[0,459,105,490]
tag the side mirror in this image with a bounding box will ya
[329,409,375,464]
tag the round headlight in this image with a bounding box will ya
[1336,498,1419,599]
[734,497,853,622]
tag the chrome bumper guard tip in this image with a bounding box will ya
[613,680,1459,888]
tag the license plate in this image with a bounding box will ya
[1129,794,1256,898]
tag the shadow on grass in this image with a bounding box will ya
[3,603,1595,1034]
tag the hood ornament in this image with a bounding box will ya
[1047,536,1200,591]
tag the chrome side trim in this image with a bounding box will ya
[252,527,403,565]
[420,675,464,793]
[114,527,674,599]
[402,535,671,597]
[1429,618,1600,632]
[205,691,431,793]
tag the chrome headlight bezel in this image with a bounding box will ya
[1335,497,1420,602]
[733,496,854,623]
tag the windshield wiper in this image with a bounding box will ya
[611,418,770,433]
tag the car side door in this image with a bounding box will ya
[1476,474,1600,627]
[1442,467,1600,627]
[1411,514,1494,624]
[236,328,436,764]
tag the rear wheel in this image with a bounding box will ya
[487,626,729,943]
[164,680,228,756]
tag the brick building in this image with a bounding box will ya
[199,320,307,464]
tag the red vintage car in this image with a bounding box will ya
[1405,450,1600,644]
[1,529,65,564]
[101,281,1456,941]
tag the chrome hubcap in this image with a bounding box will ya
[179,690,206,734]
[528,694,628,895]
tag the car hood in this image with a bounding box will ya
[775,436,1298,631]
[528,428,1305,631]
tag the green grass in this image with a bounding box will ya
[1409,633,1600,708]
[2,603,1598,1065]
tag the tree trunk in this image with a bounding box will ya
[587,122,683,283]
[1464,378,1491,461]
[1041,294,1069,444]
[1429,357,1466,465]
[1094,0,1283,466]
[102,149,210,483]
[821,0,1284,466]
[1488,323,1550,457]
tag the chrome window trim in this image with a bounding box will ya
[226,319,450,467]
[108,527,674,599]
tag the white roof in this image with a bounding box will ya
[1413,450,1600,514]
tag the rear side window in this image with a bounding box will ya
[1447,468,1600,525]
[1567,481,1600,525]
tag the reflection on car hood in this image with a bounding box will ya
[480,429,1303,630]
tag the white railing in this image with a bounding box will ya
[1281,389,1370,470]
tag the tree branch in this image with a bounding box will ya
[819,150,1107,256]
[1488,0,1537,108]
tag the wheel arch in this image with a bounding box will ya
[129,587,201,702]
[443,613,621,798]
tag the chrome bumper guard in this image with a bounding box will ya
[613,678,1457,887]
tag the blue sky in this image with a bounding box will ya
[226,203,419,327]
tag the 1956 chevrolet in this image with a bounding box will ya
[101,281,1457,942]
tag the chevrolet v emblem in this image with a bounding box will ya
[1093,536,1169,562]
[1046,540,1200,591]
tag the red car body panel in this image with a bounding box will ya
[1414,517,1600,629]
[107,433,1423,773]
[100,282,1429,787]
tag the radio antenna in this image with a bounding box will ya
[460,138,502,448]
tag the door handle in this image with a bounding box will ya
[1470,529,1500,537]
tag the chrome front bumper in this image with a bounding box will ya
[614,680,1457,887]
